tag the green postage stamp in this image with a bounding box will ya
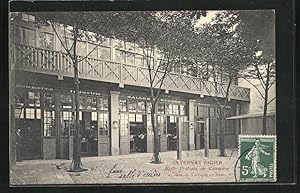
[239,135,277,182]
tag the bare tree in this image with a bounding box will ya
[192,11,256,156]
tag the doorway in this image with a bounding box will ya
[16,119,42,160]
[80,111,98,156]
[195,120,205,150]
[129,115,147,153]
[167,116,177,151]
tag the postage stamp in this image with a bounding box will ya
[238,135,277,182]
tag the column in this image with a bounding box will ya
[110,91,120,156]
[188,99,195,150]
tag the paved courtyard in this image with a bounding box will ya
[10,149,241,185]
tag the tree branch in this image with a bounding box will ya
[267,96,276,105]
[51,23,74,60]
[242,77,265,99]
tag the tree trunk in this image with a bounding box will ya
[262,87,269,135]
[219,107,226,156]
[72,23,82,171]
[151,102,161,163]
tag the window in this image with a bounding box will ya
[119,99,127,112]
[25,108,35,119]
[44,93,55,108]
[172,105,179,115]
[197,106,209,117]
[38,32,54,50]
[79,96,86,109]
[99,98,108,111]
[28,91,40,107]
[21,13,35,22]
[99,46,111,60]
[21,27,36,46]
[60,94,72,109]
[120,113,129,136]
[99,113,109,136]
[136,114,143,122]
[137,101,145,113]
[15,108,24,119]
[146,102,152,114]
[44,110,55,137]
[129,114,135,122]
[91,112,97,121]
[166,104,180,115]
[87,43,98,59]
[115,50,126,64]
[61,111,73,136]
[181,116,188,135]
[77,40,86,56]
[180,105,186,115]
[210,107,215,117]
[135,55,144,67]
[126,52,135,65]
[87,96,97,110]
[158,102,165,114]
[128,100,137,112]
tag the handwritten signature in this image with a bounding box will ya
[107,164,160,178]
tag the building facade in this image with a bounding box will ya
[10,13,251,160]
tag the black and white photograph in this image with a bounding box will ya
[8,9,278,185]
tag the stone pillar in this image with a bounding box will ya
[188,99,195,150]
[110,91,120,156]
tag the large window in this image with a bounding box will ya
[119,113,129,136]
[61,111,73,136]
[99,113,108,136]
[44,110,55,137]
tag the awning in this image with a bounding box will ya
[226,111,276,120]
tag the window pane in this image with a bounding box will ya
[129,114,135,122]
[203,107,209,117]
[87,96,97,110]
[172,104,179,115]
[119,99,127,112]
[136,114,143,122]
[44,110,55,137]
[99,98,108,111]
[36,109,41,119]
[128,100,137,112]
[44,93,55,108]
[137,101,145,113]
[60,94,72,109]
[180,105,185,115]
[158,102,165,114]
[25,108,35,119]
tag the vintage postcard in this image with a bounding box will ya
[9,9,277,185]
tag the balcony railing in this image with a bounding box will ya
[12,44,250,101]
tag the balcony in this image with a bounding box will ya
[11,44,250,101]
